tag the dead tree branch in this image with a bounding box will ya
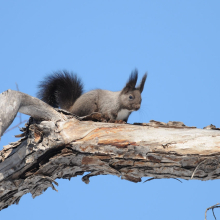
[1,90,220,212]
[0,90,66,137]
[0,114,220,210]
[4,84,28,134]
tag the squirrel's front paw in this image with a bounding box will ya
[80,112,104,122]
[108,119,126,124]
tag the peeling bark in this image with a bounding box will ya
[0,115,220,211]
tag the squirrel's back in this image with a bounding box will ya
[37,70,83,111]
[70,89,120,117]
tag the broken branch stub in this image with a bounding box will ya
[0,118,220,210]
[0,90,66,138]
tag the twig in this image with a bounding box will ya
[212,208,217,220]
[191,158,209,179]
[4,120,27,134]
[143,177,156,183]
[143,177,182,183]
[172,178,182,183]
[205,203,220,220]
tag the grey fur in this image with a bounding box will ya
[38,70,147,122]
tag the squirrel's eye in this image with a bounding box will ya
[129,95,133,100]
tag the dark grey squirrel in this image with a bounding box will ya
[37,70,147,122]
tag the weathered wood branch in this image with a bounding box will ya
[0,115,220,211]
[0,90,66,137]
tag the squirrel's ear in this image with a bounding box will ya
[137,73,147,93]
[121,69,138,94]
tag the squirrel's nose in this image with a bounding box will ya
[135,104,140,110]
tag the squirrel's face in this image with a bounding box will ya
[120,90,142,111]
[120,70,147,111]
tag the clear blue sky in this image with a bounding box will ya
[0,1,220,219]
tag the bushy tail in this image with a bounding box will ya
[37,70,84,111]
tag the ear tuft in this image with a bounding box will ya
[137,73,147,93]
[121,69,138,94]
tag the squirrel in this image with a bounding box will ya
[37,70,147,122]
